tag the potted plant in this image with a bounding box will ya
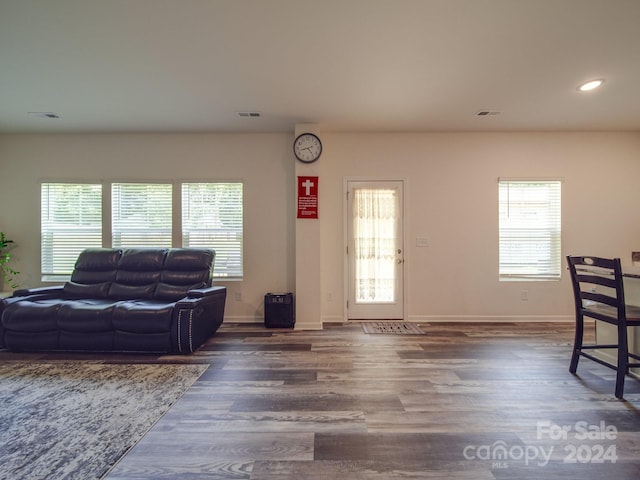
[0,231,20,290]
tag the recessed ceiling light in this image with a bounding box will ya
[578,79,605,92]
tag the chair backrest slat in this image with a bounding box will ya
[566,255,627,324]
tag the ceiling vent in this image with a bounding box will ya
[475,110,501,116]
[28,112,61,119]
[237,111,261,118]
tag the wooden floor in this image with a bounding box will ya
[13,321,640,479]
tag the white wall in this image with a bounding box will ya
[2,131,640,327]
[0,133,296,322]
[317,132,640,323]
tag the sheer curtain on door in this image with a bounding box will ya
[353,187,398,303]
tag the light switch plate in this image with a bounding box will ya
[416,237,430,247]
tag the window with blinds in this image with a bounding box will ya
[498,180,561,280]
[41,183,103,278]
[182,183,243,278]
[41,181,243,281]
[112,183,173,248]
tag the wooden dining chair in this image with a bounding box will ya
[566,256,640,398]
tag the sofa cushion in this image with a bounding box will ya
[57,299,119,332]
[1,300,61,332]
[108,283,156,300]
[118,248,167,270]
[153,248,213,300]
[112,301,175,333]
[63,281,111,299]
[107,249,167,300]
[164,248,214,271]
[160,269,208,286]
[114,270,162,286]
[70,248,121,284]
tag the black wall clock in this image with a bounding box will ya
[293,133,322,163]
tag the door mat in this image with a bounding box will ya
[362,322,425,334]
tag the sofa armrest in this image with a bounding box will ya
[184,285,227,299]
[174,286,226,309]
[173,286,226,353]
[12,286,64,298]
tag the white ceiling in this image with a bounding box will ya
[1,0,639,134]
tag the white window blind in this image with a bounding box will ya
[182,182,243,278]
[499,180,561,280]
[41,181,244,281]
[112,183,172,248]
[41,183,102,278]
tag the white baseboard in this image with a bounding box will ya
[222,315,324,330]
[407,315,573,323]
[294,320,323,330]
[223,314,573,329]
[223,315,262,324]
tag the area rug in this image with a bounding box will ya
[361,321,425,334]
[0,361,208,480]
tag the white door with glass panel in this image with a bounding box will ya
[347,181,404,319]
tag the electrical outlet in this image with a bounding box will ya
[234,292,242,302]
[521,290,529,301]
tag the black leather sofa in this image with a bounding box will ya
[0,248,226,354]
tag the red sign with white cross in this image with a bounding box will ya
[297,176,318,219]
